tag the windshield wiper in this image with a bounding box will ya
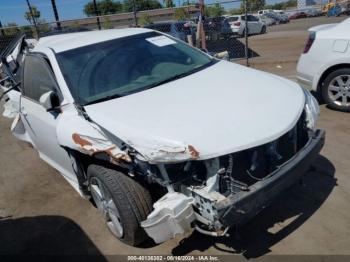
[84,93,122,106]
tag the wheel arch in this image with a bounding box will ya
[63,147,130,196]
[317,63,350,93]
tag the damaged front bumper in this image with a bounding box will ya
[215,129,325,226]
[142,129,325,243]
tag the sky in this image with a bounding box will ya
[0,0,319,26]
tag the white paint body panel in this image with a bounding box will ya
[296,18,350,91]
[85,61,305,162]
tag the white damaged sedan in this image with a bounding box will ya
[0,29,324,246]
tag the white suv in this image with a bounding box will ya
[227,15,266,36]
[1,29,323,246]
[297,18,350,112]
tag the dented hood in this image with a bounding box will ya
[84,61,305,163]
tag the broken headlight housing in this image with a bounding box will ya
[303,88,319,130]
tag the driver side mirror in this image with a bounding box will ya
[39,91,60,112]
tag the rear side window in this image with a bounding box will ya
[247,15,255,21]
[228,17,238,22]
[23,55,58,101]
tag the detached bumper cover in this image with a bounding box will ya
[216,129,325,226]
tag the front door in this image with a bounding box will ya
[20,54,77,183]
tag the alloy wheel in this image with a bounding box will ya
[328,75,350,107]
[90,177,124,238]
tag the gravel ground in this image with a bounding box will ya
[0,16,349,259]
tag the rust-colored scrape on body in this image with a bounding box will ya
[72,133,92,147]
[188,145,200,158]
[104,148,132,163]
[72,133,132,163]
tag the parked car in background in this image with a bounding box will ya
[259,14,276,26]
[304,8,323,17]
[279,13,290,23]
[273,10,290,20]
[288,11,308,20]
[203,16,233,40]
[227,14,266,36]
[1,28,324,247]
[265,12,289,24]
[258,9,272,15]
[145,21,195,43]
[297,18,350,111]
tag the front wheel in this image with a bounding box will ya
[88,165,153,246]
[260,26,266,34]
[322,68,350,112]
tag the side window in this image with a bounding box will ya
[23,55,58,102]
[247,15,254,21]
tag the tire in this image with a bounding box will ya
[260,26,266,34]
[87,164,153,246]
[321,68,350,112]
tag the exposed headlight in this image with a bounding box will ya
[303,88,319,130]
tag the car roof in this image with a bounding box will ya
[33,28,153,53]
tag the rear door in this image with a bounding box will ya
[247,15,260,34]
[20,53,77,182]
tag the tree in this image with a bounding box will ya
[102,16,113,29]
[139,13,153,26]
[163,0,174,8]
[123,0,162,12]
[71,21,81,28]
[22,25,34,36]
[182,1,196,6]
[204,3,224,17]
[265,0,297,10]
[24,5,41,25]
[229,8,241,15]
[4,22,19,35]
[239,0,265,13]
[174,7,189,20]
[37,19,51,33]
[84,0,123,16]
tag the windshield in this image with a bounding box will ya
[56,32,214,105]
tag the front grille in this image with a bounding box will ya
[218,111,309,194]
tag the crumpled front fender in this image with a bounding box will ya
[56,109,131,164]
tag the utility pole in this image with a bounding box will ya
[132,0,138,26]
[197,0,206,50]
[244,0,249,67]
[51,0,61,30]
[93,0,101,30]
[25,0,39,37]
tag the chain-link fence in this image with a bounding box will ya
[1,0,350,65]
